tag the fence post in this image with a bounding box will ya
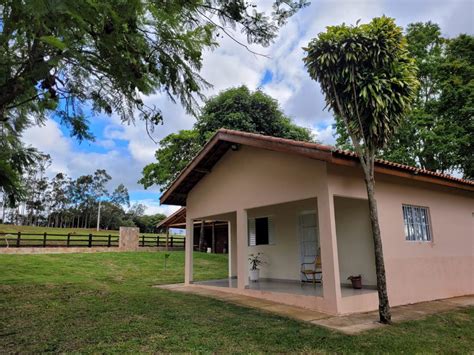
[67,233,71,247]
[156,235,159,247]
[108,234,111,247]
[43,232,47,247]
[16,232,21,247]
[141,235,145,247]
[88,233,92,247]
[170,236,173,248]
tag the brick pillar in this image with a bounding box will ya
[119,227,139,251]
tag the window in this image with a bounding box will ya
[402,205,432,241]
[248,216,274,246]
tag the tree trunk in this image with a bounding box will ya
[362,170,392,324]
[1,196,5,222]
[199,220,205,251]
[211,222,216,253]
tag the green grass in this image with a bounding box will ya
[1,252,473,353]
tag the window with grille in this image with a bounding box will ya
[402,205,432,241]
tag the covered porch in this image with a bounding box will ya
[184,196,379,315]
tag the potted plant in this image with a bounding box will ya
[348,275,362,289]
[248,253,265,282]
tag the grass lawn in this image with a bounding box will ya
[1,251,473,353]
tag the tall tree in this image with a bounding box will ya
[48,172,70,227]
[0,0,308,202]
[110,184,130,207]
[304,17,419,323]
[141,130,202,191]
[334,23,473,179]
[140,86,313,190]
[1,1,308,133]
[0,115,39,204]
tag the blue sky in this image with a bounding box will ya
[22,0,473,216]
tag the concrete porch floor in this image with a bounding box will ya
[195,278,377,297]
[155,283,474,334]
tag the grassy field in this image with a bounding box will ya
[1,251,473,353]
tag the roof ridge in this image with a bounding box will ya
[217,128,334,152]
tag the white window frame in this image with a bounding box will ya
[248,215,275,246]
[402,204,433,242]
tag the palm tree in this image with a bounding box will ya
[304,17,419,323]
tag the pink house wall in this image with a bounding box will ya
[329,164,474,307]
[185,145,473,313]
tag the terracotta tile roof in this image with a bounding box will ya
[219,128,334,152]
[219,129,473,187]
[160,129,473,205]
[334,148,473,186]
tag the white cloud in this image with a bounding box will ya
[22,120,72,176]
[21,119,159,196]
[132,199,180,216]
[311,121,337,146]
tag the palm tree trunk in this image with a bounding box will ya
[362,167,392,324]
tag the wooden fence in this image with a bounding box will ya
[0,232,186,249]
[138,235,185,249]
[0,232,119,248]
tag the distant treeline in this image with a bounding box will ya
[0,155,165,232]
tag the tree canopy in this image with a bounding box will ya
[304,16,419,324]
[1,1,308,135]
[140,86,313,190]
[334,22,473,179]
[0,0,308,204]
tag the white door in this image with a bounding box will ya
[299,212,320,280]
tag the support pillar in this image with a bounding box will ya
[236,209,248,289]
[184,216,194,285]
[317,166,342,313]
[228,217,237,278]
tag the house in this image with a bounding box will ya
[160,129,474,315]
[157,207,229,253]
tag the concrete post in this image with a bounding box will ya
[184,216,194,285]
[236,209,248,289]
[119,227,139,251]
[317,165,342,314]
